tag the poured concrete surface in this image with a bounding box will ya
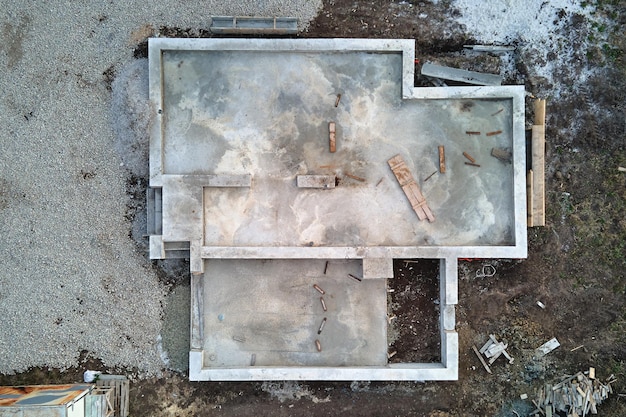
[202,259,387,367]
[148,38,528,381]
[161,50,515,247]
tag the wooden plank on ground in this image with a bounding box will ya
[387,154,435,222]
[532,125,546,226]
[534,99,546,126]
[472,345,492,374]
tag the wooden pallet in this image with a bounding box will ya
[86,388,114,417]
[96,375,129,417]
[387,154,435,222]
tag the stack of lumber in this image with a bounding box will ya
[532,370,617,416]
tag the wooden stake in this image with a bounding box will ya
[438,145,446,173]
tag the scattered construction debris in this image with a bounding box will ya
[335,94,342,107]
[317,317,327,334]
[536,338,560,358]
[421,62,503,86]
[319,297,327,311]
[345,172,366,182]
[531,371,617,416]
[463,44,515,53]
[475,264,496,278]
[463,152,476,163]
[536,300,546,309]
[313,284,325,294]
[528,99,546,227]
[424,170,438,182]
[491,147,512,163]
[388,154,435,222]
[315,339,322,352]
[472,345,492,374]
[486,130,503,136]
[329,121,336,153]
[438,145,446,173]
[466,131,481,135]
[465,162,481,167]
[618,166,626,172]
[491,108,504,116]
[348,273,362,282]
[571,345,584,352]
[479,334,514,366]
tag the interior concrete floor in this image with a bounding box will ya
[161,50,515,248]
[201,259,388,367]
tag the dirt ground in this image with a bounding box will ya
[2,1,625,416]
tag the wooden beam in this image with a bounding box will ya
[532,125,546,226]
[534,99,546,126]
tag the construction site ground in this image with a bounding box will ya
[1,0,625,416]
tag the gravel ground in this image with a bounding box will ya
[0,0,321,376]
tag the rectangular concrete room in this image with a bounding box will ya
[148,38,528,381]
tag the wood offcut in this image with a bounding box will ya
[387,154,435,222]
[438,145,446,173]
[329,121,336,153]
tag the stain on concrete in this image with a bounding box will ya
[1,15,31,68]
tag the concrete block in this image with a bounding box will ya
[296,175,336,189]
[362,258,393,279]
[149,235,165,259]
[441,304,456,331]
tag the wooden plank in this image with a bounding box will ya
[438,145,446,173]
[527,170,534,227]
[421,62,503,86]
[329,122,336,153]
[534,99,546,126]
[387,155,435,222]
[472,345,492,374]
[532,125,546,226]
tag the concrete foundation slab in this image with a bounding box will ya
[148,38,528,381]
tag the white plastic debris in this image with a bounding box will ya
[83,370,102,382]
[536,338,560,357]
